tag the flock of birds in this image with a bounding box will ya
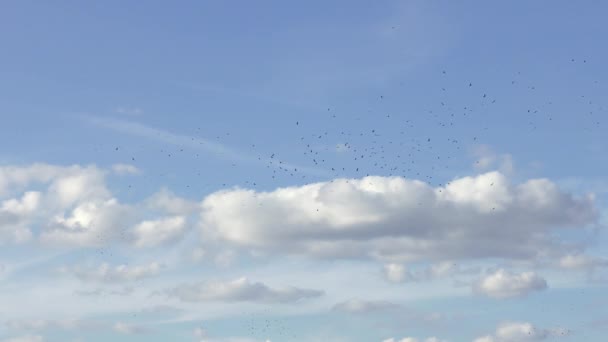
[105,57,603,196]
[94,58,605,340]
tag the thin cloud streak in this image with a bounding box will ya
[84,116,329,177]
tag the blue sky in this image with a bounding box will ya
[1,1,607,341]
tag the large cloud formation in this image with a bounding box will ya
[0,164,599,269]
[199,171,597,262]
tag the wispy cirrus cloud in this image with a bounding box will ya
[84,116,328,177]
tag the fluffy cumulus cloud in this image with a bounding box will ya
[41,198,133,247]
[332,299,399,313]
[0,163,194,247]
[133,216,188,248]
[0,164,123,246]
[0,191,41,243]
[167,277,323,304]
[199,171,596,263]
[59,262,161,283]
[473,269,547,299]
[474,321,570,341]
[0,164,598,266]
[145,188,200,215]
[0,164,76,196]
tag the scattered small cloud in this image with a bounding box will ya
[332,299,399,314]
[111,164,140,175]
[383,261,480,283]
[167,277,323,304]
[382,337,446,342]
[1,335,45,342]
[60,262,161,283]
[474,321,570,341]
[115,107,143,116]
[471,145,514,175]
[473,269,547,299]
[112,322,146,335]
[558,253,608,271]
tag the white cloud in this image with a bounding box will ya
[383,262,480,283]
[424,338,445,342]
[74,286,134,297]
[145,188,199,215]
[0,191,40,243]
[471,145,514,175]
[192,328,272,342]
[111,164,140,175]
[384,263,410,283]
[0,164,597,266]
[193,327,207,339]
[5,318,149,337]
[0,164,128,246]
[86,116,250,164]
[199,171,596,263]
[45,166,110,208]
[86,116,327,177]
[473,337,495,342]
[383,337,445,342]
[0,163,70,196]
[193,328,270,342]
[473,269,547,299]
[41,198,133,247]
[5,318,102,332]
[1,335,44,342]
[168,277,323,303]
[213,249,237,267]
[112,322,145,335]
[1,191,41,216]
[474,321,570,341]
[60,262,161,283]
[0,163,195,248]
[139,305,183,316]
[132,216,188,248]
[558,254,608,270]
[331,299,398,314]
